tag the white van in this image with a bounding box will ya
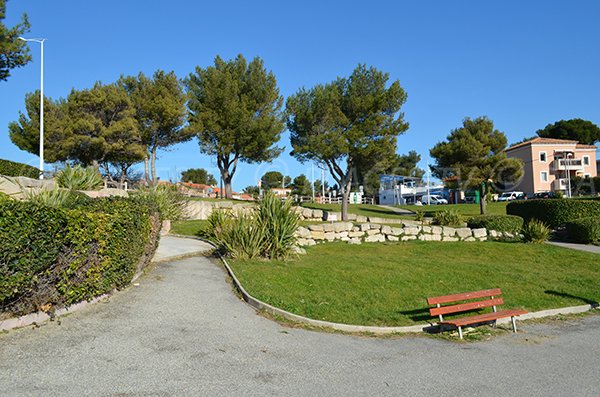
[421,194,448,205]
[497,191,524,202]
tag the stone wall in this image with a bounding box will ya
[183,200,255,220]
[294,207,404,224]
[295,222,518,246]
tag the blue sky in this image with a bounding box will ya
[2,0,599,190]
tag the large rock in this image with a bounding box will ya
[442,226,457,237]
[295,226,311,238]
[366,229,381,236]
[360,223,371,232]
[390,227,404,236]
[323,211,341,221]
[365,234,385,243]
[308,224,324,232]
[311,231,325,240]
[472,228,487,239]
[81,188,128,198]
[214,201,233,209]
[431,226,443,235]
[348,238,362,245]
[401,235,417,241]
[312,209,324,219]
[356,215,368,223]
[322,223,335,232]
[0,176,56,200]
[381,225,393,235]
[333,222,353,233]
[456,228,472,239]
[297,238,316,246]
[346,213,357,221]
[324,232,337,241]
[419,234,441,241]
[387,235,399,242]
[403,227,420,236]
[348,231,365,238]
[443,236,459,242]
[302,208,314,219]
[368,217,403,224]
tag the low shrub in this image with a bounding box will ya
[132,184,186,221]
[55,164,104,190]
[565,217,600,244]
[467,215,524,233]
[522,219,551,243]
[414,210,425,223]
[0,158,40,178]
[433,209,462,226]
[256,192,299,260]
[0,198,160,318]
[507,199,600,227]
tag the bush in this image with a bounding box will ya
[0,159,40,178]
[522,219,551,243]
[55,165,104,190]
[433,209,462,226]
[565,217,600,244]
[24,187,90,208]
[256,192,300,259]
[467,215,524,233]
[0,198,160,317]
[414,210,425,223]
[132,184,186,221]
[507,199,600,227]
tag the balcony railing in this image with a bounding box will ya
[551,158,583,172]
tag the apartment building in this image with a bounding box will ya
[505,137,597,195]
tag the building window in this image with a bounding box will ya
[583,156,590,166]
[584,173,591,178]
[541,171,548,182]
[539,152,547,162]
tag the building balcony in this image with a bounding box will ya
[551,158,584,172]
[552,178,568,191]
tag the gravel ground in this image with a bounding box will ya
[1,254,599,397]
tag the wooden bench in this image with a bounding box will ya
[426,288,527,339]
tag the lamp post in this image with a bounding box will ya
[18,37,46,180]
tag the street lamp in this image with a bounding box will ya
[18,37,46,180]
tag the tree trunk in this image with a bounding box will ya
[224,174,233,199]
[151,148,158,185]
[479,183,487,215]
[144,156,150,186]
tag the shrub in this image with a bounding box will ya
[433,209,462,226]
[522,219,551,243]
[507,199,600,227]
[132,184,186,221]
[0,198,160,317]
[467,215,524,233]
[24,187,90,208]
[414,210,425,223]
[565,217,600,244]
[55,164,103,190]
[0,159,40,178]
[257,192,300,259]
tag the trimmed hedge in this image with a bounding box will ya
[565,217,600,244]
[0,158,40,178]
[467,215,524,233]
[0,197,160,318]
[506,199,600,227]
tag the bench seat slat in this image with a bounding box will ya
[429,297,504,316]
[440,309,528,327]
[427,288,502,305]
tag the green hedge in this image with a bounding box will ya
[0,198,160,317]
[565,217,600,244]
[467,215,524,233]
[506,199,600,227]
[0,158,40,178]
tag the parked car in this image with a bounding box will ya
[532,191,555,199]
[421,194,448,205]
[497,191,524,202]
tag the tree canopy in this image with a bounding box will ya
[536,118,600,145]
[181,168,217,185]
[291,174,312,196]
[286,64,409,220]
[260,171,290,190]
[0,0,30,81]
[119,70,190,185]
[185,54,285,199]
[430,116,523,214]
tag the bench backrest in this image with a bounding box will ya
[427,288,503,321]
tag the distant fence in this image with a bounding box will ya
[294,195,375,205]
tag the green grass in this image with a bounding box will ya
[300,202,410,220]
[229,241,600,327]
[190,197,246,203]
[397,202,508,217]
[171,219,208,236]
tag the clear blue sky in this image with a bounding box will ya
[2,0,599,190]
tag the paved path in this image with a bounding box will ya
[152,235,214,262]
[548,241,600,254]
[1,244,599,396]
[376,204,414,215]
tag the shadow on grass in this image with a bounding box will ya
[544,290,599,308]
[398,307,432,322]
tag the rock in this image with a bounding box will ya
[488,230,498,238]
[366,229,381,236]
[504,232,515,239]
[477,236,487,241]
[472,228,487,239]
[333,222,352,233]
[421,226,432,234]
[443,237,459,242]
[348,231,364,238]
[338,231,349,238]
[351,226,360,232]
[391,227,404,236]
[419,234,441,241]
[324,232,337,241]
[365,234,385,243]
[214,201,233,209]
[292,246,306,255]
[340,236,350,241]
[323,223,335,232]
[370,223,382,230]
[302,208,313,218]
[296,226,311,238]
[312,209,323,220]
[456,228,472,238]
[403,227,420,236]
[323,211,341,221]
[360,223,371,232]
[387,235,399,242]
[356,215,368,223]
[464,236,476,242]
[401,235,417,241]
[308,224,324,232]
[348,238,362,245]
[346,213,357,221]
[431,226,443,235]
[311,231,325,240]
[304,239,316,246]
[442,226,457,237]
[381,225,393,235]
[182,200,213,220]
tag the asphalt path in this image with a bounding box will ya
[1,254,599,396]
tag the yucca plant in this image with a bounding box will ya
[522,219,551,243]
[433,209,462,226]
[257,191,300,260]
[55,165,104,191]
[132,184,186,221]
[23,188,85,208]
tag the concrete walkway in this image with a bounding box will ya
[1,239,599,396]
[376,204,414,215]
[547,241,600,254]
[152,235,214,262]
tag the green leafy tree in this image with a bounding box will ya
[243,185,260,198]
[119,70,190,185]
[261,171,291,190]
[186,54,285,199]
[0,0,31,81]
[537,118,600,145]
[291,174,312,196]
[358,150,425,197]
[430,116,523,214]
[181,168,217,185]
[286,64,409,220]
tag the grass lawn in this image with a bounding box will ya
[229,241,600,327]
[396,202,508,217]
[300,202,410,220]
[171,219,209,236]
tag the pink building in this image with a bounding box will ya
[505,137,597,195]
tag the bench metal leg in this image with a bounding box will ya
[511,316,517,333]
[458,326,463,339]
